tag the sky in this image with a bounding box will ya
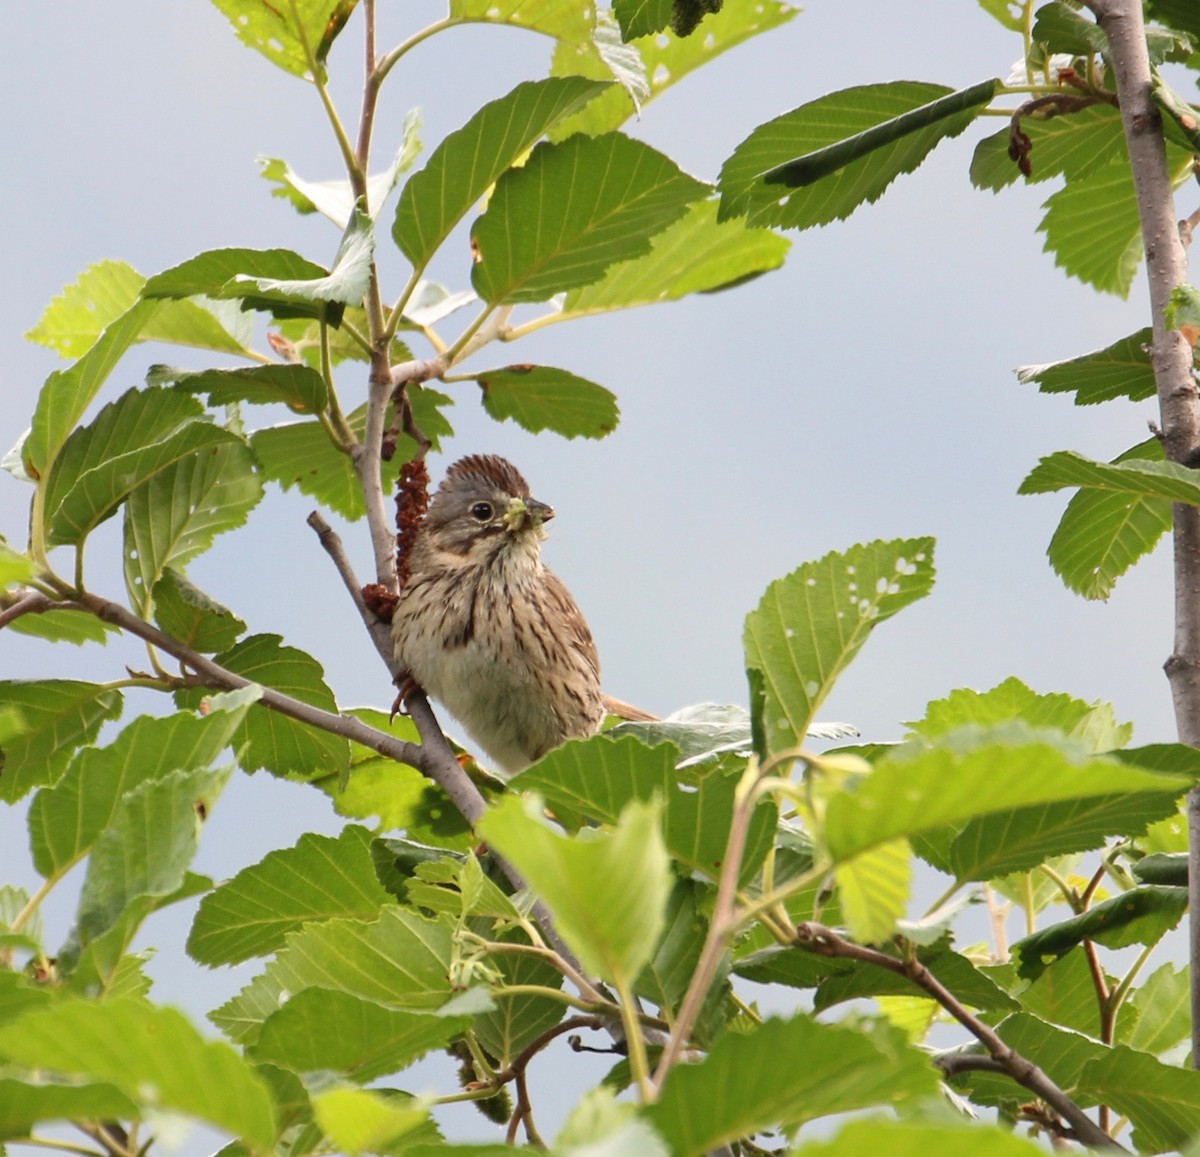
[0,0,1190,1146]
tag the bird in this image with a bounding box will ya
[391,454,649,775]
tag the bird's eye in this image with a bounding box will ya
[470,502,494,522]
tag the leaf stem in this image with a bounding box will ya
[614,971,654,1103]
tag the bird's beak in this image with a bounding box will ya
[503,496,554,534]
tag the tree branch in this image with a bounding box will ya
[1082,0,1200,1068]
[0,590,54,629]
[793,923,1126,1152]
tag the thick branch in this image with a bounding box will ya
[794,924,1126,1152]
[1083,0,1200,1066]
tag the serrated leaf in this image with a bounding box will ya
[561,199,789,317]
[0,998,276,1147]
[1020,448,1200,505]
[43,386,242,547]
[613,0,673,39]
[143,246,338,322]
[647,1015,937,1154]
[151,363,329,414]
[824,735,1192,865]
[124,438,263,610]
[25,260,253,360]
[26,298,161,478]
[262,114,420,227]
[473,935,566,1068]
[834,838,911,943]
[971,103,1126,191]
[6,608,117,646]
[188,825,391,966]
[311,1087,429,1156]
[208,0,358,79]
[1012,886,1187,979]
[719,82,989,230]
[551,0,795,140]
[394,77,609,272]
[1078,1046,1200,1154]
[449,0,593,45]
[250,388,453,520]
[471,133,708,304]
[480,794,670,983]
[1123,962,1191,1055]
[744,538,935,754]
[477,365,618,438]
[1031,1,1106,53]
[947,791,1184,882]
[73,765,231,951]
[0,1079,139,1134]
[1018,947,1104,1036]
[29,691,256,880]
[1044,439,1172,600]
[909,676,1133,749]
[791,1118,1051,1156]
[1036,152,1195,297]
[0,681,123,803]
[1016,328,1156,405]
[510,734,774,884]
[152,569,247,653]
[176,634,349,780]
[250,988,469,1082]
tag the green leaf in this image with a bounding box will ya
[152,569,248,653]
[0,1079,138,1136]
[29,690,256,880]
[1018,947,1106,1036]
[1044,439,1172,601]
[1012,886,1187,979]
[833,839,911,943]
[44,386,242,548]
[473,935,566,1068]
[762,80,997,189]
[188,825,392,966]
[647,1015,937,1154]
[73,765,231,951]
[480,794,670,983]
[124,438,264,610]
[449,0,594,46]
[26,298,161,478]
[5,608,116,646]
[1020,448,1200,505]
[0,543,36,589]
[1031,1,1106,53]
[0,998,276,1147]
[0,681,123,803]
[613,0,673,39]
[143,246,339,322]
[561,199,789,317]
[250,988,470,1082]
[25,260,253,360]
[234,206,374,313]
[1036,154,1185,297]
[150,363,329,414]
[909,676,1133,749]
[471,133,709,304]
[1123,962,1191,1055]
[311,1087,429,1156]
[510,735,774,884]
[975,0,1024,32]
[946,790,1184,882]
[1016,328,1155,405]
[1167,283,1200,331]
[1148,0,1200,39]
[207,0,358,79]
[261,115,420,227]
[393,77,609,272]
[635,878,709,1012]
[477,365,619,439]
[1133,851,1188,885]
[176,634,350,780]
[824,735,1193,865]
[789,1118,1050,1157]
[1077,1046,1200,1154]
[743,538,935,755]
[551,0,796,140]
[719,82,990,230]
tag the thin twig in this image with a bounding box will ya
[794,923,1126,1152]
[0,590,54,628]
